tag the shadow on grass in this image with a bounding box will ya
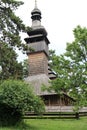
[0,120,38,130]
[15,121,38,130]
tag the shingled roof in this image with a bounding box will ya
[25,74,56,96]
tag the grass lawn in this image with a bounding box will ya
[0,117,87,130]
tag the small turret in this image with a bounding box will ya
[31,0,42,28]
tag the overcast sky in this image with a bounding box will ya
[16,0,87,61]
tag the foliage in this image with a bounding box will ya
[22,59,29,79]
[49,26,87,110]
[0,80,45,126]
[0,43,24,79]
[0,0,27,49]
[48,50,70,94]
[64,25,87,108]
[0,0,30,80]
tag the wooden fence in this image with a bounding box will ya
[24,106,87,119]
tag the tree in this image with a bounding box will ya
[0,80,45,126]
[48,50,70,93]
[64,25,87,109]
[0,0,29,80]
[0,0,27,48]
[22,59,29,79]
[0,43,24,80]
[49,26,87,110]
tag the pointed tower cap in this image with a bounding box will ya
[31,0,41,15]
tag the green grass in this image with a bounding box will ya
[0,117,87,130]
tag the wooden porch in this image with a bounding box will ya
[41,93,75,107]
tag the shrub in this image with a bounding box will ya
[0,80,45,126]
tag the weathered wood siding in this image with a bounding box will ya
[28,52,48,76]
[45,106,87,112]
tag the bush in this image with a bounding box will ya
[0,80,45,126]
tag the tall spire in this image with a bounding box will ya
[31,0,42,27]
[35,0,37,8]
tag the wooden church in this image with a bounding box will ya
[25,1,74,112]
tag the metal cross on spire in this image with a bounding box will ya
[35,0,37,8]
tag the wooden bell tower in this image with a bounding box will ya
[25,1,50,76]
